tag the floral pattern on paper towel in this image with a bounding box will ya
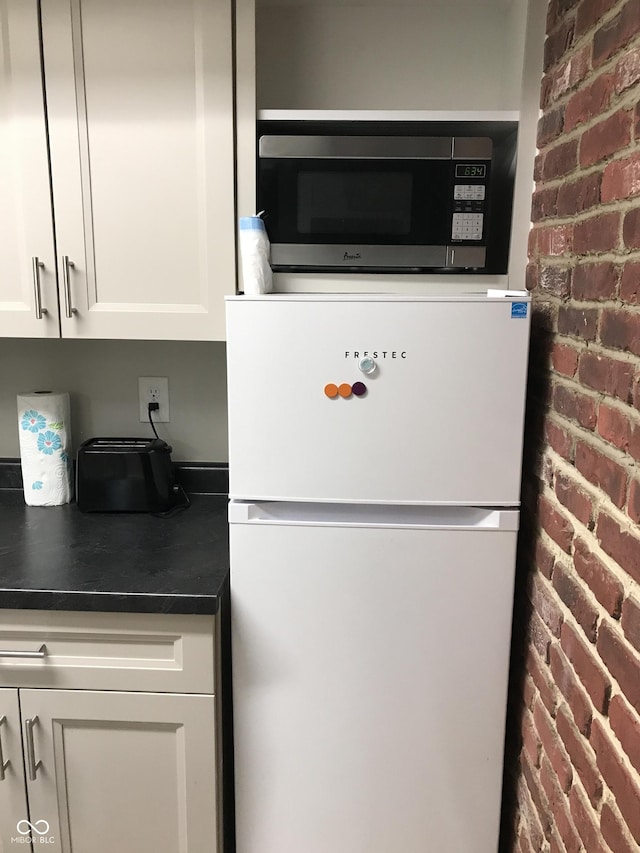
[32,481,43,490]
[21,410,46,433]
[37,431,62,455]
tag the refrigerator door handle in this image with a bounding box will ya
[229,501,519,531]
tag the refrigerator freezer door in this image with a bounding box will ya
[230,509,518,853]
[226,295,530,505]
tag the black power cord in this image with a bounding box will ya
[147,401,191,516]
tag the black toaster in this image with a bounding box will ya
[76,437,175,512]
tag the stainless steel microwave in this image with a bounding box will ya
[257,118,518,274]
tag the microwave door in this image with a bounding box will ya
[258,134,491,271]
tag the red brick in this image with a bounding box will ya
[555,471,593,526]
[539,493,574,552]
[561,621,611,713]
[544,17,576,71]
[600,307,640,356]
[547,0,580,30]
[591,717,640,843]
[597,402,631,451]
[571,261,619,300]
[609,693,640,775]
[531,186,559,222]
[550,643,594,735]
[518,774,547,851]
[576,0,619,37]
[528,225,539,256]
[556,704,603,806]
[593,0,640,66]
[557,171,602,215]
[553,561,599,642]
[597,512,640,584]
[537,223,574,255]
[523,708,542,768]
[597,621,640,713]
[535,537,556,580]
[551,342,579,377]
[557,306,599,341]
[621,595,640,652]
[564,73,614,131]
[539,755,582,852]
[545,420,575,460]
[575,441,628,508]
[602,152,640,202]
[601,801,638,853]
[534,697,573,791]
[549,46,592,103]
[573,212,621,254]
[578,351,634,402]
[552,383,598,428]
[537,107,565,147]
[629,424,640,462]
[543,140,579,180]
[574,538,624,617]
[528,646,559,715]
[521,753,552,835]
[620,261,640,302]
[524,673,536,710]
[538,264,572,296]
[615,46,640,93]
[526,262,539,292]
[569,784,608,852]
[580,110,633,167]
[531,574,564,637]
[627,477,640,523]
[623,207,640,250]
[529,609,555,661]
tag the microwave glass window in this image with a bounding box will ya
[297,172,412,235]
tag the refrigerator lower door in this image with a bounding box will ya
[230,503,519,853]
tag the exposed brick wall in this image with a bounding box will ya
[508,0,640,850]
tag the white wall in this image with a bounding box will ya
[257,0,527,111]
[0,339,228,461]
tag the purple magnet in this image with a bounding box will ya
[352,382,367,397]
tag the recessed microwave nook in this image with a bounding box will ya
[257,117,518,275]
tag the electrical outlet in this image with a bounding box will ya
[138,377,170,423]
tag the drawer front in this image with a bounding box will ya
[0,610,215,693]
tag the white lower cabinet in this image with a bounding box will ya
[0,611,222,853]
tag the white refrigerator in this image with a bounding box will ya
[226,293,530,853]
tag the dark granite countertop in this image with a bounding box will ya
[0,488,229,615]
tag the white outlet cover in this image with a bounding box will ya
[138,376,170,423]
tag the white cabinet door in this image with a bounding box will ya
[0,0,59,338]
[41,0,236,341]
[0,690,30,852]
[20,689,218,853]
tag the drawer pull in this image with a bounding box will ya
[62,256,77,317]
[0,715,9,781]
[0,644,47,659]
[25,716,41,781]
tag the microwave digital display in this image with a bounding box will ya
[455,164,486,179]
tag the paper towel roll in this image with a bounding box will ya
[17,392,73,507]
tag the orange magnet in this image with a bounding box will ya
[324,383,339,398]
[338,383,352,398]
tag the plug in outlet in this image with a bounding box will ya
[139,377,170,423]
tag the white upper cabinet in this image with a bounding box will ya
[0,0,236,341]
[0,0,59,338]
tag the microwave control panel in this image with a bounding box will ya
[451,163,489,242]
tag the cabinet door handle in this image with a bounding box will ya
[32,258,48,320]
[0,715,9,781]
[62,256,77,318]
[0,644,47,659]
[24,716,41,781]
